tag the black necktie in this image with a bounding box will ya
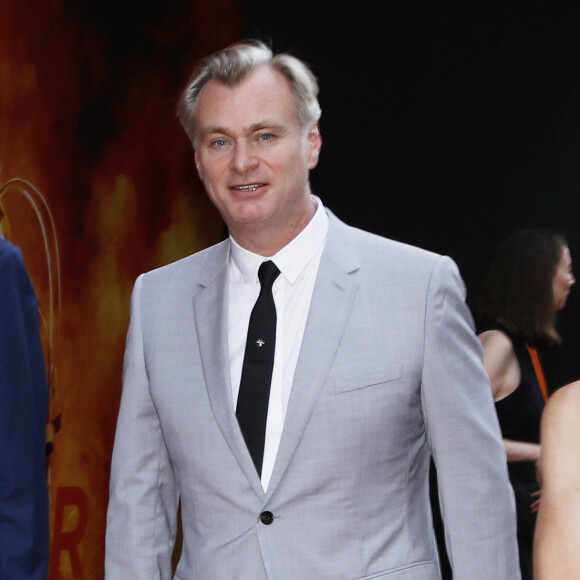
[236,260,280,476]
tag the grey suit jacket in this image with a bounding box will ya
[105,211,520,579]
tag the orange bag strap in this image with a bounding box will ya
[526,345,549,402]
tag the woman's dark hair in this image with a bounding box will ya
[478,229,567,347]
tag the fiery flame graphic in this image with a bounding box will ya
[1,1,241,577]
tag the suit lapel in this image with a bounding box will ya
[192,242,266,498]
[266,214,360,497]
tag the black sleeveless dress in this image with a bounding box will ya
[485,322,545,580]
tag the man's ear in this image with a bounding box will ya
[194,150,203,178]
[307,123,322,170]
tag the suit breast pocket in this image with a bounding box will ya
[314,363,422,468]
[333,364,403,394]
[357,560,437,579]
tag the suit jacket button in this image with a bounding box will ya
[259,511,274,525]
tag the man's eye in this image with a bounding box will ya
[258,133,275,141]
[211,139,228,148]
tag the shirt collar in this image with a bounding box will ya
[229,195,328,285]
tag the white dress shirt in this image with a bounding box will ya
[228,197,328,491]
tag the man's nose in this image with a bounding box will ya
[231,142,258,173]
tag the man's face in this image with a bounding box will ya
[193,65,321,245]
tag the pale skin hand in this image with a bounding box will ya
[479,330,542,511]
[533,381,580,579]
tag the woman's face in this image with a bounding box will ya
[553,246,575,311]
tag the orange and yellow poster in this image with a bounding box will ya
[0,1,242,577]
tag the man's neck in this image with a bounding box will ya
[230,197,317,257]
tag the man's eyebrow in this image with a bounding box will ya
[247,121,284,133]
[199,125,231,138]
[198,121,285,139]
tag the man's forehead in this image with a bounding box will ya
[195,69,299,136]
[198,66,292,108]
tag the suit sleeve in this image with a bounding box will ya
[0,242,50,580]
[420,256,521,580]
[105,274,179,580]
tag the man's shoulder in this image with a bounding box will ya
[141,238,229,282]
[0,237,26,273]
[0,236,20,259]
[327,211,444,268]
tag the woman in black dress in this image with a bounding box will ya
[477,229,575,580]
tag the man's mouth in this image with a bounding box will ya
[231,184,265,192]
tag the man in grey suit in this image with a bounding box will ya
[105,40,520,579]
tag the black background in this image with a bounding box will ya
[244,1,580,390]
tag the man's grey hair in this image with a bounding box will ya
[177,39,322,146]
